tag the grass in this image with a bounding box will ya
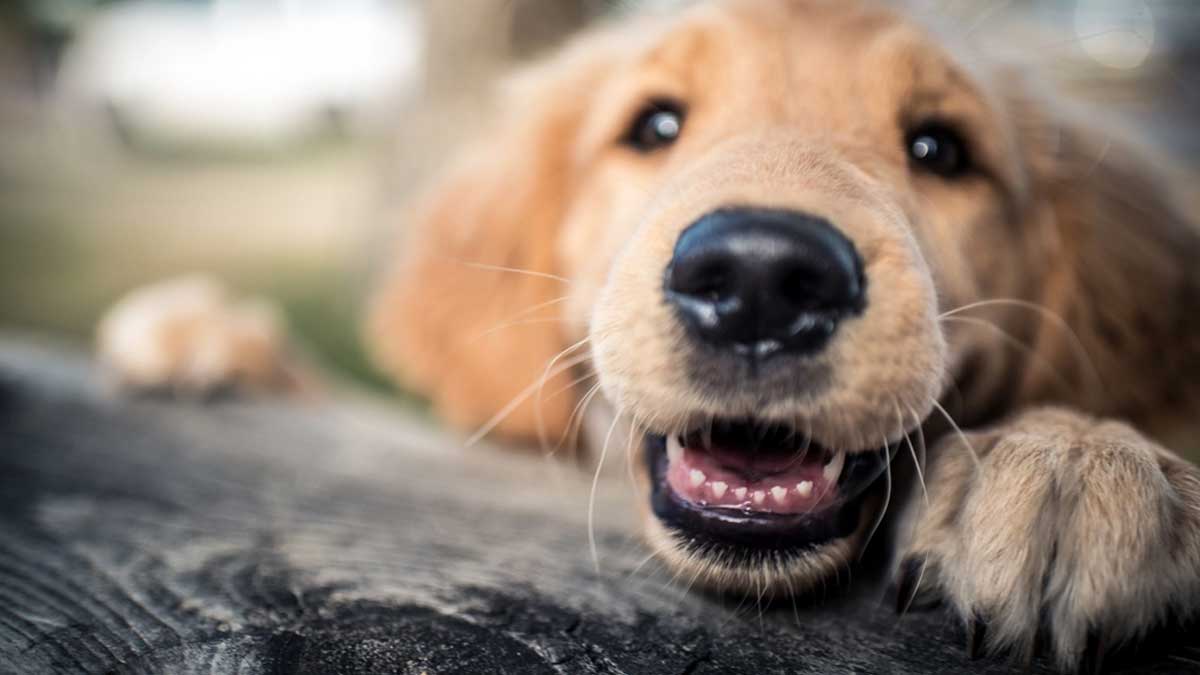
[0,119,411,400]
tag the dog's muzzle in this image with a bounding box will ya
[648,207,888,554]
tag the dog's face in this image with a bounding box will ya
[373,0,1103,595]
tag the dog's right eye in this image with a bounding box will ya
[624,100,685,152]
[906,122,970,178]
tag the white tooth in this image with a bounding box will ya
[752,490,766,505]
[667,435,683,463]
[710,481,728,498]
[733,487,748,500]
[823,451,846,484]
[796,481,813,497]
[689,469,706,487]
[770,486,788,503]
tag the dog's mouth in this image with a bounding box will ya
[647,418,896,551]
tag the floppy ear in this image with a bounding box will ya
[1013,98,1200,425]
[367,63,598,445]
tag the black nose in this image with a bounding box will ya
[664,208,865,359]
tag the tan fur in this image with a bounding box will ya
[900,409,1200,669]
[367,0,1200,666]
[97,276,294,394]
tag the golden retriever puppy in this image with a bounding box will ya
[99,0,1200,671]
[367,1,1200,671]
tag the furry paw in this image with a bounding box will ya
[893,408,1200,672]
[96,275,296,395]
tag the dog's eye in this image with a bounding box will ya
[906,123,970,177]
[624,101,684,152]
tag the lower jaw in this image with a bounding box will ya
[644,434,886,557]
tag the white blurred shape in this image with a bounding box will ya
[57,0,425,145]
[1074,0,1155,70]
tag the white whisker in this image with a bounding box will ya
[466,349,590,447]
[588,410,623,573]
[471,295,574,340]
[533,336,594,453]
[938,297,1102,389]
[904,404,929,508]
[859,435,894,560]
[939,314,1073,391]
[930,399,980,469]
[452,259,572,284]
[624,549,660,580]
[559,381,604,457]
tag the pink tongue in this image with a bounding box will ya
[666,446,837,515]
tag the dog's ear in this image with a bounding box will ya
[367,53,610,445]
[1012,94,1200,421]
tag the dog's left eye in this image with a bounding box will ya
[624,100,684,152]
[906,123,970,177]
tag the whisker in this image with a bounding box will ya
[466,349,591,447]
[903,404,930,508]
[471,295,572,340]
[930,399,981,469]
[533,336,594,453]
[624,549,661,581]
[532,372,599,457]
[858,436,894,561]
[678,550,711,607]
[559,381,604,457]
[451,259,572,285]
[754,574,766,632]
[899,557,930,616]
[588,410,623,573]
[542,370,598,406]
[661,539,699,601]
[938,297,1102,389]
[939,315,1074,392]
[784,574,803,631]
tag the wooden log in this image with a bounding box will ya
[0,338,1195,674]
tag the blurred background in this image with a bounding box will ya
[0,0,1197,395]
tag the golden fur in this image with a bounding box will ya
[98,0,1200,670]
[369,1,1200,669]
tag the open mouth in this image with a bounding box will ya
[647,418,896,551]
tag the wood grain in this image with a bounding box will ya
[0,338,1195,674]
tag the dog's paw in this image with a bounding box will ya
[97,275,296,395]
[894,407,1200,672]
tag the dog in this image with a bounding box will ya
[99,1,1200,671]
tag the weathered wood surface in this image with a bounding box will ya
[1,338,1197,674]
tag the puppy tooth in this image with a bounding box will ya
[666,435,683,463]
[796,480,813,497]
[823,451,846,484]
[752,490,766,505]
[770,486,788,503]
[733,487,748,500]
[710,481,728,498]
[689,469,706,488]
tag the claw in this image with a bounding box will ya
[1080,631,1106,675]
[966,614,987,660]
[894,556,925,615]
